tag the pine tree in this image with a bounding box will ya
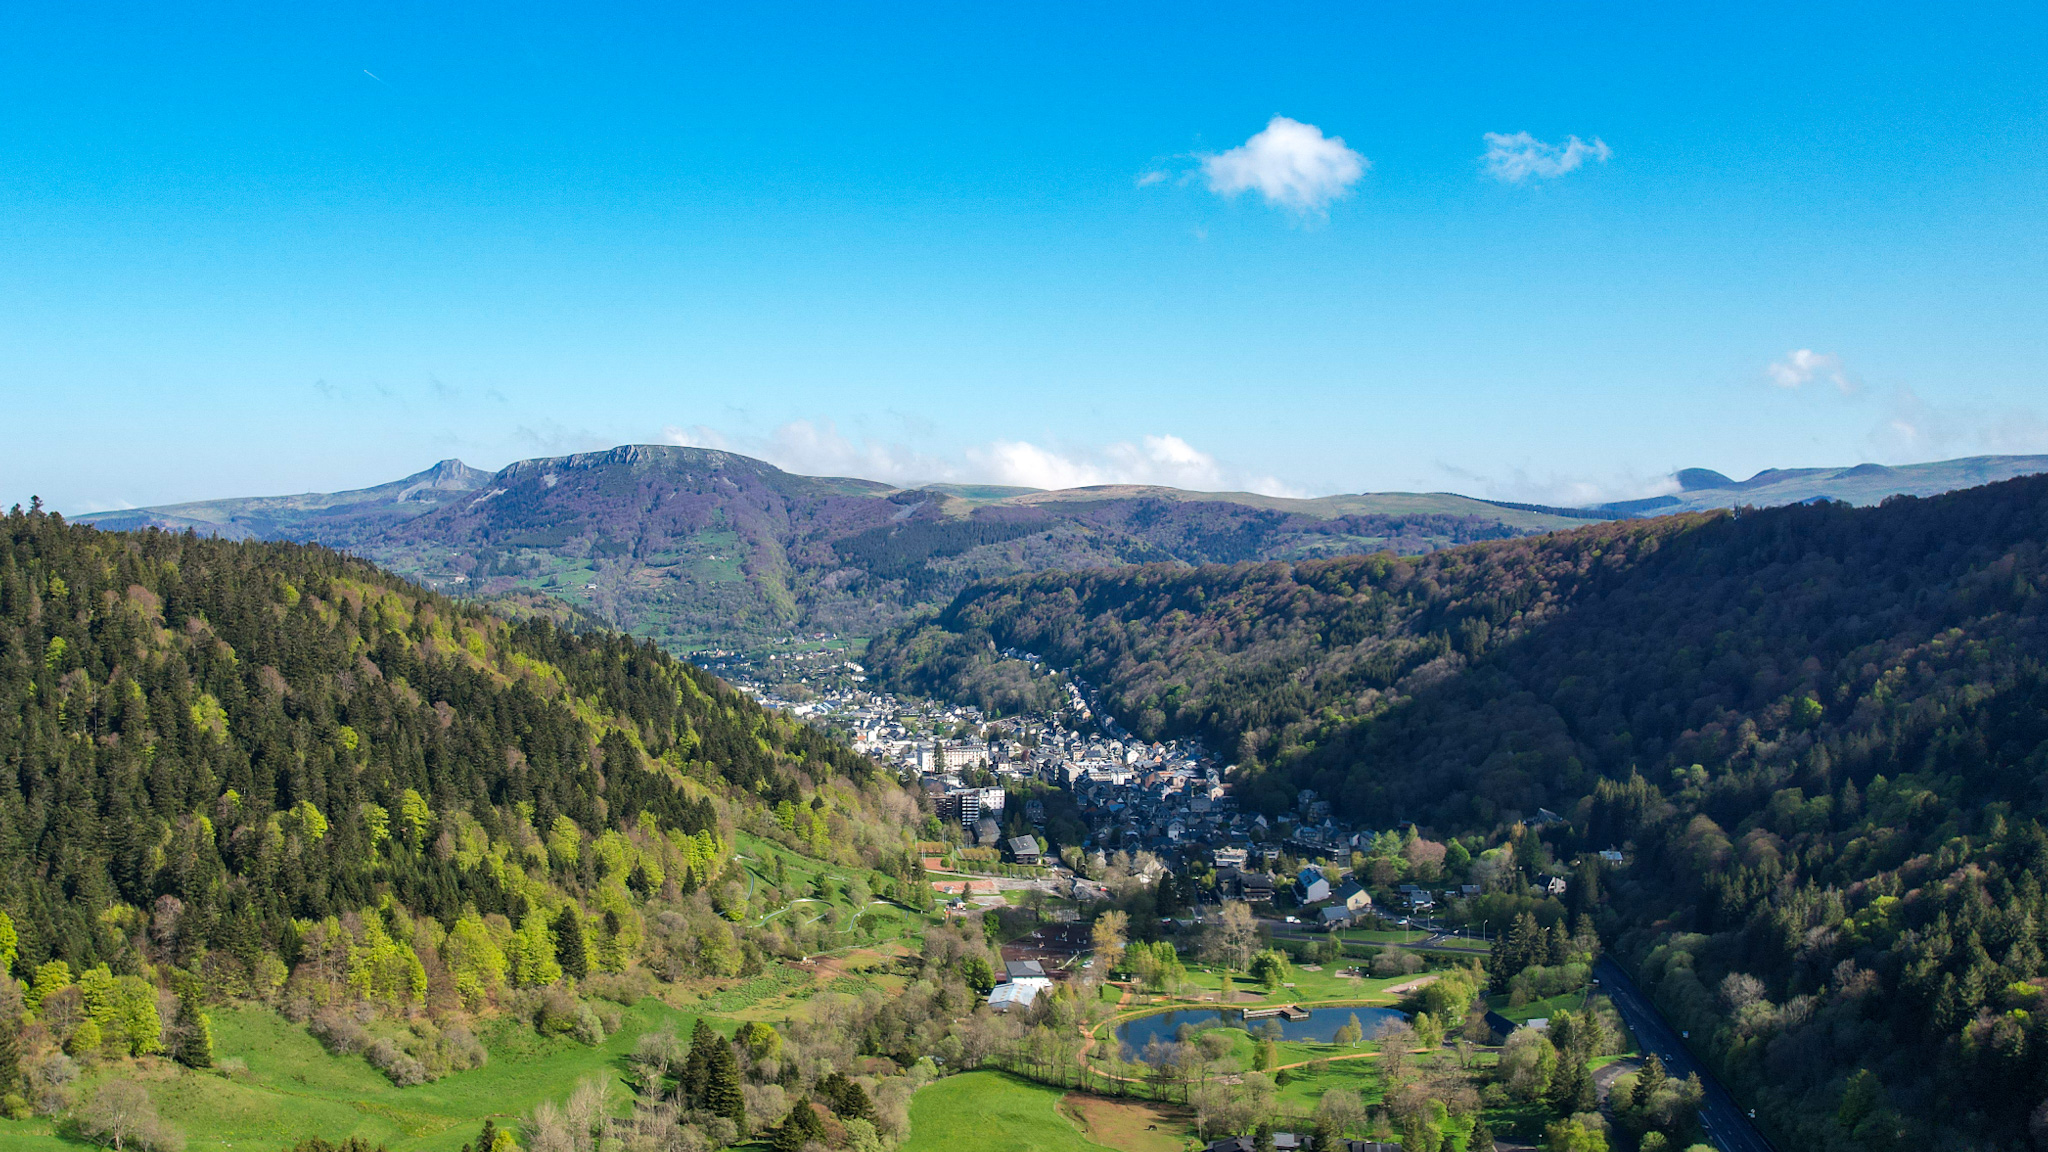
[553,906,588,979]
[1255,1121,1275,1152]
[1468,1117,1496,1152]
[1311,1114,1337,1152]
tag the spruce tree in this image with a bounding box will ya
[552,906,588,980]
[706,1037,745,1128]
[1632,1052,1667,1110]
[683,1018,716,1108]
[772,1096,825,1152]
[173,982,213,1069]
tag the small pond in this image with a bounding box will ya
[1114,1006,1408,1061]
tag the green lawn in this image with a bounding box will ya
[1490,987,1597,1025]
[902,1071,1116,1152]
[0,999,698,1152]
[1162,963,1419,1007]
[1272,1051,1382,1109]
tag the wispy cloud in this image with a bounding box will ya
[660,423,1302,497]
[1867,387,2048,461]
[1429,461,1680,509]
[1202,116,1367,216]
[1767,348,1854,393]
[1481,131,1611,183]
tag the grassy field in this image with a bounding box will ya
[1056,1094,1192,1152]
[902,1072,1119,1152]
[1272,1051,1382,1110]
[0,999,697,1152]
[1149,963,1424,1008]
[1491,987,1598,1025]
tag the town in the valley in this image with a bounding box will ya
[707,639,1588,966]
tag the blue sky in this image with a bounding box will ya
[4,1,2045,512]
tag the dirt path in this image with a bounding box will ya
[1381,973,1442,997]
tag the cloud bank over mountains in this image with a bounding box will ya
[660,423,1303,497]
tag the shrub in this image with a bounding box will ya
[572,1003,606,1046]
[76,1078,184,1152]
[308,1009,372,1056]
[534,988,582,1036]
[366,1038,430,1087]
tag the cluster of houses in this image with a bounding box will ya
[739,659,1599,927]
[985,959,1053,1012]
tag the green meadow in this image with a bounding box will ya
[0,999,696,1152]
[900,1072,1116,1152]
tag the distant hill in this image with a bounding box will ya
[76,458,492,545]
[76,445,1590,647]
[1594,454,2048,516]
[81,446,2042,647]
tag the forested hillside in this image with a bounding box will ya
[873,475,2048,1149]
[0,504,983,1151]
[0,503,919,975]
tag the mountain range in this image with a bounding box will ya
[74,446,2048,649]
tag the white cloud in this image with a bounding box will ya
[662,422,1302,497]
[663,420,954,488]
[1767,349,1854,393]
[969,433,1300,496]
[1202,117,1367,215]
[1481,131,1611,183]
[1135,169,1169,187]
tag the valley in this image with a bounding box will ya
[7,466,2048,1152]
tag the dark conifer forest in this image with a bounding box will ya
[873,474,2048,1149]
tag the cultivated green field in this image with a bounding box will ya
[901,1072,1117,1152]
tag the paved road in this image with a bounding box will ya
[1595,957,1776,1152]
